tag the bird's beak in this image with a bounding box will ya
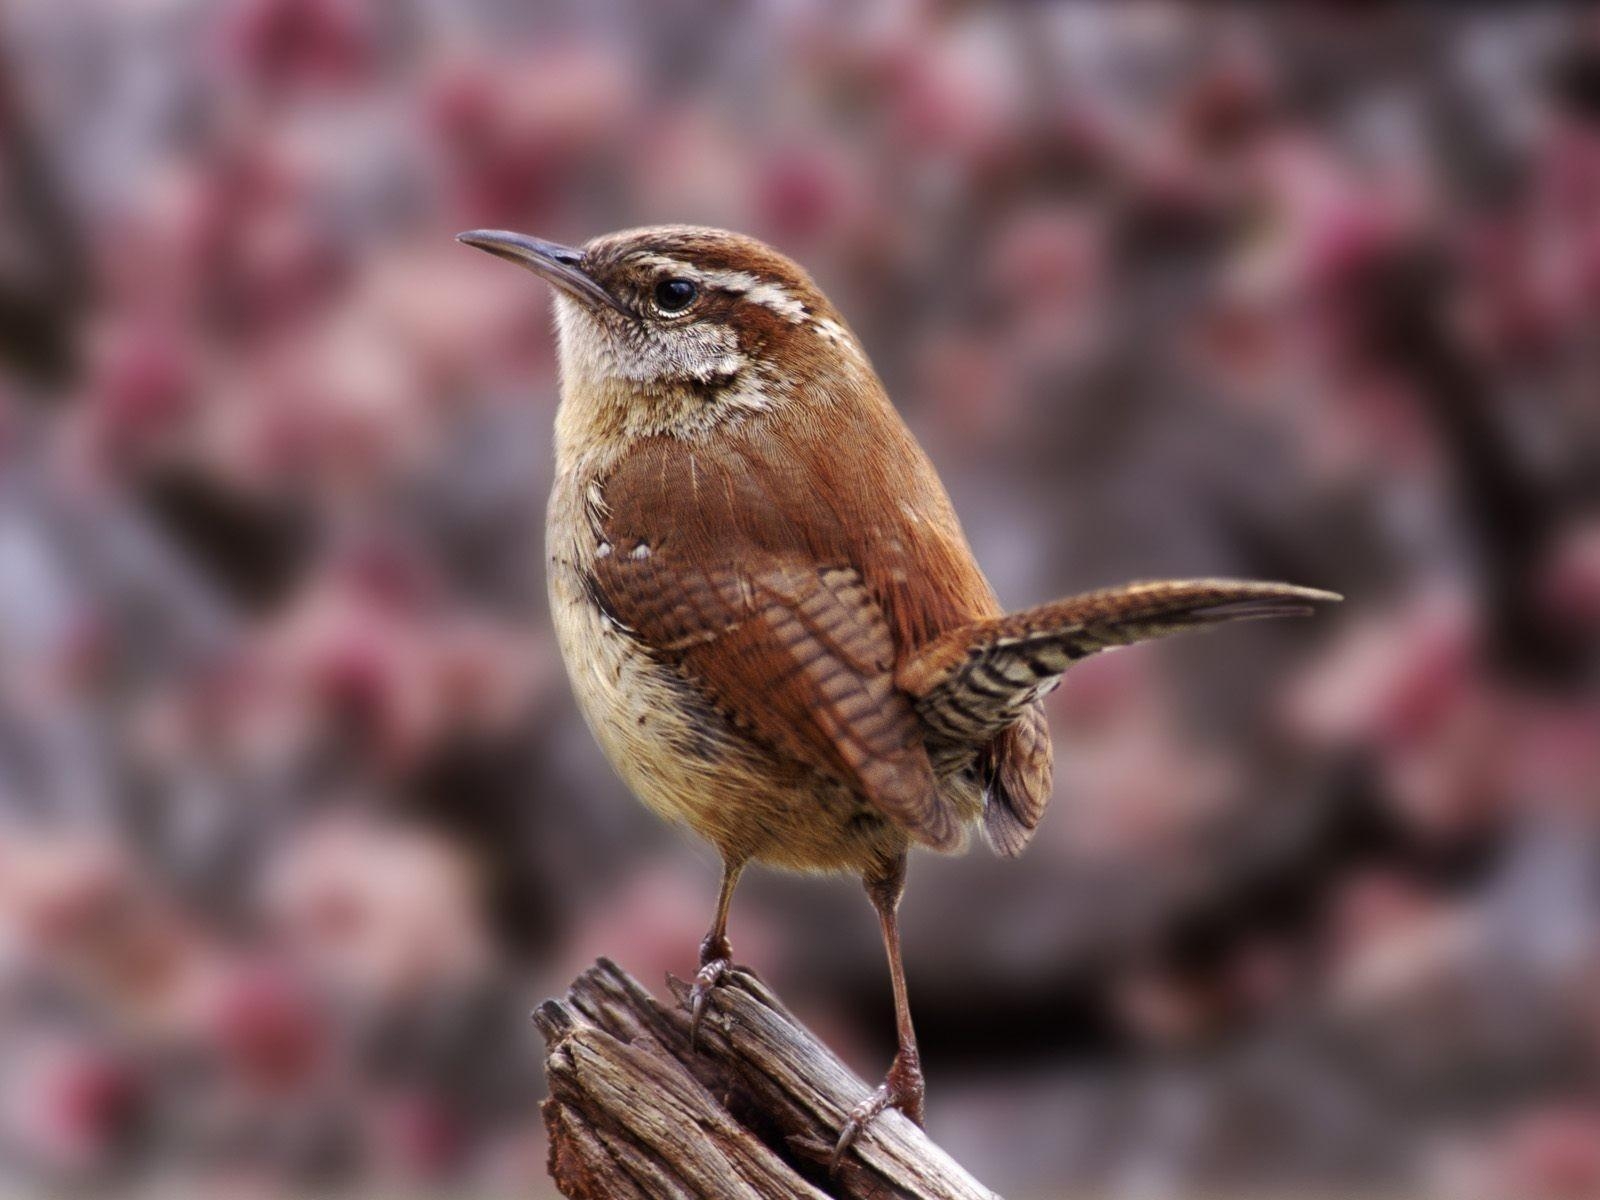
[455,230,626,314]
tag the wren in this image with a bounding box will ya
[458,225,1339,1166]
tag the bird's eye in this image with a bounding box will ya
[653,278,698,312]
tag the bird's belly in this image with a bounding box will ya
[547,552,907,872]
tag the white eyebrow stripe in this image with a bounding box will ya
[627,255,809,323]
[812,317,854,345]
[629,253,693,274]
[692,269,807,322]
[692,269,763,291]
[738,280,808,322]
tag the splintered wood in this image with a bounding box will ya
[536,959,999,1200]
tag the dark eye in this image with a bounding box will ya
[653,278,698,312]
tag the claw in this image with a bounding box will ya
[687,957,729,1050]
[829,1085,889,1173]
[828,1053,925,1174]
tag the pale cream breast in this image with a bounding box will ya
[546,463,911,872]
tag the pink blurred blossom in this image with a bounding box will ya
[264,814,492,1006]
[428,49,636,226]
[199,958,329,1094]
[213,0,379,94]
[369,1091,468,1180]
[2,1041,143,1175]
[1501,1107,1600,1200]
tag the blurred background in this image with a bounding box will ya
[1,2,1598,1197]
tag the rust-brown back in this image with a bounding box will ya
[582,381,1020,852]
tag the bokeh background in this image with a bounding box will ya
[2,3,1599,1197]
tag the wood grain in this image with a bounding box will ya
[536,958,1000,1200]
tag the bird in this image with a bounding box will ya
[457,224,1339,1168]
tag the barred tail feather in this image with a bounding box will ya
[902,579,1341,749]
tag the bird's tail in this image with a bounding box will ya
[902,579,1337,857]
[900,579,1341,855]
[900,579,1341,746]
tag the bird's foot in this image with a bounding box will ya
[829,1050,925,1173]
[687,935,733,1050]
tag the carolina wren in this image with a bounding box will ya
[458,225,1338,1165]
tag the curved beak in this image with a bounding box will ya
[455,230,625,314]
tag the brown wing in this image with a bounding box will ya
[577,390,1007,855]
[589,542,960,851]
[900,579,1342,748]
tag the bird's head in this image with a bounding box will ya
[457,225,872,440]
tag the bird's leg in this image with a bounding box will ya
[688,857,743,1049]
[831,854,924,1172]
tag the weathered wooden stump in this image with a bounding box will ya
[536,958,1000,1199]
